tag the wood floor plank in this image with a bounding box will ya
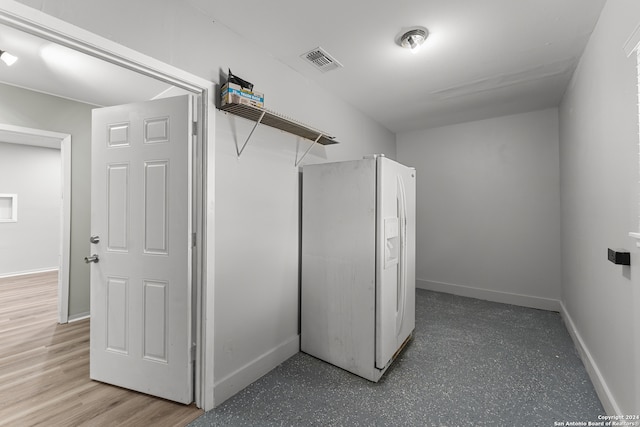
[0,271,203,426]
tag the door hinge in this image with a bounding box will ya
[192,121,198,136]
[192,233,197,247]
[191,344,197,362]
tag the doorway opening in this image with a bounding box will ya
[0,124,71,322]
[0,3,215,410]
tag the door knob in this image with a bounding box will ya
[89,235,100,244]
[84,254,99,263]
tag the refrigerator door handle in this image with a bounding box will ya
[396,175,408,336]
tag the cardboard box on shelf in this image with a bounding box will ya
[221,82,264,108]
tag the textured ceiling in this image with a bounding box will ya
[189,0,607,132]
[0,1,607,133]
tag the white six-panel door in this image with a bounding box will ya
[89,95,193,404]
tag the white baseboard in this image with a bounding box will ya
[560,302,620,415]
[416,279,562,312]
[0,267,58,279]
[213,335,300,407]
[67,312,90,323]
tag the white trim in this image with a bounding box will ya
[628,231,640,247]
[416,279,562,312]
[60,135,71,324]
[0,1,215,411]
[560,302,620,415]
[213,335,299,407]
[0,2,205,94]
[0,123,65,148]
[623,22,640,57]
[0,124,71,324]
[0,267,58,279]
[68,311,90,323]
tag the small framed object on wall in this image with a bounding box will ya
[0,194,17,222]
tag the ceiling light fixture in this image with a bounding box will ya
[400,28,428,54]
[0,50,18,66]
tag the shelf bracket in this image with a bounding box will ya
[237,110,266,157]
[295,134,322,167]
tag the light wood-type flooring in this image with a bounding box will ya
[0,270,203,427]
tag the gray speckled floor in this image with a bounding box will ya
[189,290,604,426]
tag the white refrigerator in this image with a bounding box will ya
[301,155,416,381]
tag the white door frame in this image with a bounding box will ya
[626,31,640,417]
[0,124,71,323]
[0,2,215,410]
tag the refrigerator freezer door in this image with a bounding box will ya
[375,157,416,370]
[301,159,380,380]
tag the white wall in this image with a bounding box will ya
[211,22,395,407]
[11,0,396,406]
[0,142,60,276]
[0,82,94,317]
[559,0,640,414]
[397,108,562,310]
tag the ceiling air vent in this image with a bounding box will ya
[300,47,343,73]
